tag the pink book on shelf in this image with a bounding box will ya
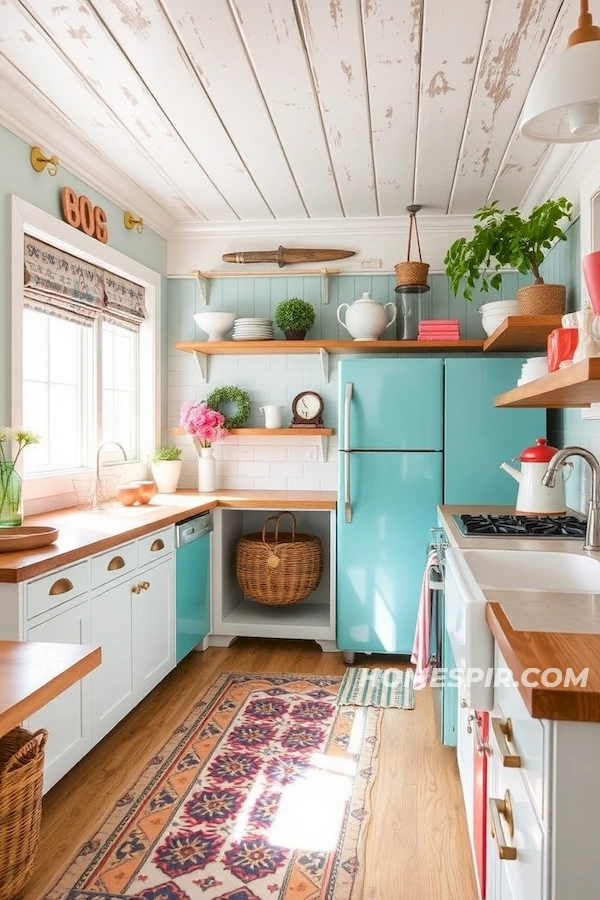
[418,333,461,341]
[418,319,460,327]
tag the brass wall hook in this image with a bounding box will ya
[124,211,144,233]
[30,145,59,176]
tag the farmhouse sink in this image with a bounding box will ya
[459,548,600,592]
[444,547,600,711]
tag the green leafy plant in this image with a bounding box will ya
[273,297,316,333]
[444,197,573,301]
[206,386,251,429]
[150,446,182,462]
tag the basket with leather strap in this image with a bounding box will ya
[235,511,323,606]
[0,726,48,900]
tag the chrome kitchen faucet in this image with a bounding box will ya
[542,446,600,551]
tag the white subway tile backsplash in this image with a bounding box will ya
[254,445,288,461]
[222,444,254,461]
[269,461,303,478]
[238,460,270,477]
[254,476,288,490]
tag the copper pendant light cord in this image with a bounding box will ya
[406,208,423,263]
[567,0,600,47]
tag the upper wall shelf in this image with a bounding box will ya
[482,315,562,352]
[174,339,485,382]
[495,358,600,408]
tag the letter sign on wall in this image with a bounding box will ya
[61,187,108,243]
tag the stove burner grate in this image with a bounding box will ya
[453,513,586,538]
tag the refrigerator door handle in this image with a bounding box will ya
[344,382,353,523]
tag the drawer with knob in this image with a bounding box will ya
[91,541,137,590]
[26,560,90,619]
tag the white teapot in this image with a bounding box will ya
[500,438,571,514]
[336,291,397,341]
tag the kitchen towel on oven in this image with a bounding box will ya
[410,549,438,689]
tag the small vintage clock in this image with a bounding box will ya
[290,391,324,427]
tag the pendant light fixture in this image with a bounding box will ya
[520,0,600,142]
[394,205,430,294]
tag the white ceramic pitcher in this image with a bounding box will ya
[259,405,283,428]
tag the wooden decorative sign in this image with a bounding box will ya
[61,187,108,243]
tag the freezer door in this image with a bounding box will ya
[338,357,443,450]
[337,450,442,655]
[444,358,546,504]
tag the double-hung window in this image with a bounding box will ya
[12,196,160,506]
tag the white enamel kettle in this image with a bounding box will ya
[500,438,571,514]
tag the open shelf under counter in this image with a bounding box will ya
[495,358,600,408]
[174,338,484,382]
[483,315,563,352]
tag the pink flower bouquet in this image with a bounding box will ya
[180,401,229,447]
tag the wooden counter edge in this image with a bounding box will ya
[486,603,600,723]
[0,642,101,738]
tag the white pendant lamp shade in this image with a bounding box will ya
[520,1,600,143]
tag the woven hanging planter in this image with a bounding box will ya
[394,204,430,292]
[517,283,566,316]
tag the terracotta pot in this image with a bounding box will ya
[582,251,600,315]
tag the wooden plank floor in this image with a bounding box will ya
[22,639,478,900]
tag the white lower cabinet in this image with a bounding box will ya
[0,524,176,792]
[26,597,92,791]
[483,644,600,900]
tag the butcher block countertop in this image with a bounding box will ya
[439,505,600,723]
[0,490,336,584]
[0,640,101,738]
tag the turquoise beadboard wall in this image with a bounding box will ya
[169,268,556,345]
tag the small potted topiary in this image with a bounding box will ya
[150,446,182,494]
[273,297,316,340]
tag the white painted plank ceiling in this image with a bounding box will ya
[0,0,588,236]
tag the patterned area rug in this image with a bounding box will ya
[48,672,380,900]
[336,667,415,709]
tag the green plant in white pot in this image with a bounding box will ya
[150,446,182,494]
[273,298,316,340]
[444,196,573,316]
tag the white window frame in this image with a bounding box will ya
[11,194,161,504]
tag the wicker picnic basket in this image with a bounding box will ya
[0,726,48,900]
[235,511,323,606]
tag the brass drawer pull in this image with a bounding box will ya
[49,577,74,596]
[150,539,165,552]
[141,581,150,590]
[489,791,517,860]
[491,717,522,768]
[108,555,125,571]
[132,584,142,594]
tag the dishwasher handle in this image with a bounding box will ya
[175,512,213,547]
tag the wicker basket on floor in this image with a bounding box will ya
[0,726,47,900]
[236,511,323,606]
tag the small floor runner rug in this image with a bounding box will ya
[49,672,380,900]
[336,667,415,709]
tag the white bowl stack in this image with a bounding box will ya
[479,299,520,336]
[232,317,274,340]
[193,311,236,341]
[517,356,549,386]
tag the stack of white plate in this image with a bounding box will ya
[232,317,274,341]
[517,356,549,386]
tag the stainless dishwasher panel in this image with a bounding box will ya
[175,511,213,662]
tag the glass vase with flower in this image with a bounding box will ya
[0,428,41,527]
[179,401,229,493]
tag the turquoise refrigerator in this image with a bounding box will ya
[336,356,545,660]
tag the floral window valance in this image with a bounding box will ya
[23,235,147,331]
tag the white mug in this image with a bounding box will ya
[259,405,283,429]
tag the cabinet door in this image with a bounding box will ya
[26,601,91,792]
[90,579,134,744]
[133,557,174,698]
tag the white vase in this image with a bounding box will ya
[151,460,182,494]
[197,447,216,493]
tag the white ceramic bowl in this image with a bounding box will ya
[480,300,520,336]
[193,312,236,341]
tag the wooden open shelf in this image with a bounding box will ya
[483,315,562,352]
[495,358,600,408]
[172,427,335,460]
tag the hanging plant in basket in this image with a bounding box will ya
[206,386,251,429]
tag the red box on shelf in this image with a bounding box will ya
[547,327,578,372]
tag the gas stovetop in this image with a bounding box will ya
[452,513,587,538]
